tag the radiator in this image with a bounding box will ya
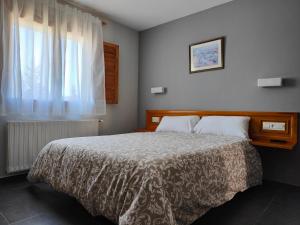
[7,120,99,173]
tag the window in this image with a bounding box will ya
[0,0,105,116]
[19,20,84,102]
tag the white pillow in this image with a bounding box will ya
[156,116,200,133]
[193,116,250,138]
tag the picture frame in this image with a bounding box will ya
[189,37,225,73]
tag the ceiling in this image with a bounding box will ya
[74,0,234,31]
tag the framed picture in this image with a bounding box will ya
[189,37,225,73]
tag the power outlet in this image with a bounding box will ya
[152,117,160,123]
[262,122,286,131]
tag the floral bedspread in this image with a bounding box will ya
[28,132,262,225]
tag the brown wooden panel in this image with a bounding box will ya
[143,110,298,150]
[104,42,119,104]
[105,76,115,84]
[105,64,116,72]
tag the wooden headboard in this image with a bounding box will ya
[145,110,298,150]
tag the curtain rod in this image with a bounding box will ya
[58,0,107,25]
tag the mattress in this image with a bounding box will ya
[28,132,262,225]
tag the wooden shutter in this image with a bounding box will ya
[104,42,119,104]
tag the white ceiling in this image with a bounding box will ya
[74,0,234,31]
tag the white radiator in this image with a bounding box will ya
[7,120,99,173]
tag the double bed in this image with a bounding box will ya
[28,131,262,225]
[28,110,298,225]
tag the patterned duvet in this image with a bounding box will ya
[28,132,262,225]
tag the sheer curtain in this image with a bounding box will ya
[0,0,106,117]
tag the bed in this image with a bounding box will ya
[28,131,262,225]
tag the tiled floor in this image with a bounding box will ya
[0,175,300,225]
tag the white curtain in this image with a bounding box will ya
[0,0,106,117]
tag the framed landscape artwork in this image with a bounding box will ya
[189,37,225,73]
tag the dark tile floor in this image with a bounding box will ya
[0,175,300,225]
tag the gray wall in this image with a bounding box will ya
[138,0,300,186]
[0,19,139,178]
[101,21,139,135]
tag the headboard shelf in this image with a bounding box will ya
[144,110,298,150]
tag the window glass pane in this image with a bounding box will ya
[19,21,52,100]
[64,37,82,100]
[19,20,82,101]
